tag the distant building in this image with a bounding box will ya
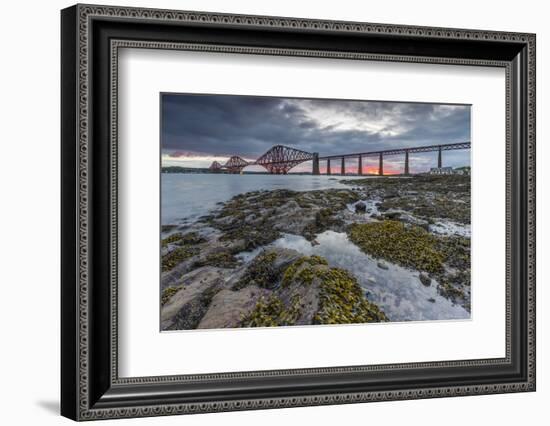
[454,167,471,176]
[429,166,471,176]
[429,167,454,175]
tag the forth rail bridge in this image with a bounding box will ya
[208,142,471,176]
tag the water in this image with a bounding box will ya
[161,173,366,225]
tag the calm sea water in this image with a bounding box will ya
[161,173,365,225]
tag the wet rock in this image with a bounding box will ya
[161,224,177,233]
[383,212,401,220]
[419,222,431,232]
[419,273,432,287]
[232,248,302,290]
[377,262,389,270]
[354,202,367,213]
[427,298,436,303]
[160,267,227,330]
[198,286,271,329]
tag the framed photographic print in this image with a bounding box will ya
[61,4,536,421]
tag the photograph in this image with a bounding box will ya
[159,94,472,331]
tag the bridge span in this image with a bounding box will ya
[319,142,471,176]
[209,142,470,175]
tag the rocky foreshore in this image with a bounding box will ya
[160,175,471,330]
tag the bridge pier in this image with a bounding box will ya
[378,153,383,176]
[327,159,331,175]
[341,158,345,175]
[312,152,320,175]
[438,146,442,168]
[404,149,409,175]
[358,156,363,176]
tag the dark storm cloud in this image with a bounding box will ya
[161,94,471,163]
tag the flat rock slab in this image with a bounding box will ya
[198,286,270,329]
[161,267,226,330]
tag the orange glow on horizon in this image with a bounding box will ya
[317,164,403,175]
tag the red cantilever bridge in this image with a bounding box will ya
[209,142,470,176]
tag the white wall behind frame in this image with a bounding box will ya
[118,48,506,378]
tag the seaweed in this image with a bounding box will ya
[161,231,205,247]
[348,220,445,273]
[281,255,328,287]
[240,294,302,327]
[161,247,199,272]
[194,250,239,269]
[313,267,388,324]
[161,286,181,305]
[232,251,279,290]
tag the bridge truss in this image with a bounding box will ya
[208,161,222,172]
[223,156,249,174]
[255,145,314,174]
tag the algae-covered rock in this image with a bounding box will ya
[232,248,302,290]
[207,188,356,247]
[233,253,387,328]
[281,255,328,287]
[354,201,367,213]
[161,246,199,272]
[348,220,445,273]
[313,267,388,324]
[198,286,271,329]
[342,175,471,224]
[161,286,182,305]
[161,231,205,248]
[194,249,239,269]
[419,273,431,287]
[240,294,303,327]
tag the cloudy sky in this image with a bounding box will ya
[161,94,471,174]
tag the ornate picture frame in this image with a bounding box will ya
[61,4,535,421]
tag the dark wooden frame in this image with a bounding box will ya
[61,4,536,421]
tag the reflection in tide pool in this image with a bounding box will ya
[270,231,469,322]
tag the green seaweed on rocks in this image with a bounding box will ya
[282,255,328,287]
[281,254,387,324]
[161,247,199,272]
[232,251,279,290]
[161,286,182,305]
[380,196,470,224]
[240,294,302,327]
[220,223,281,251]
[161,232,184,247]
[348,220,445,273]
[436,236,470,271]
[194,250,239,269]
[313,267,388,324]
[342,175,471,224]
[161,231,205,247]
